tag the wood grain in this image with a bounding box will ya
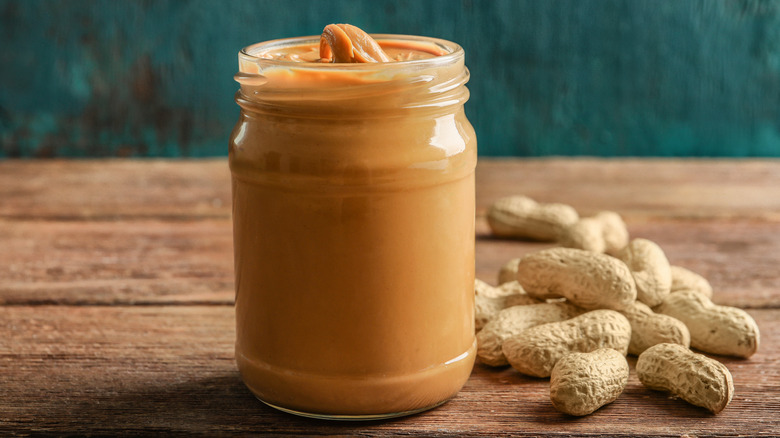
[0,160,231,220]
[1,158,779,436]
[2,158,779,220]
[1,218,777,308]
[475,158,780,220]
[0,305,777,436]
[0,219,233,305]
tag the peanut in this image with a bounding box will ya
[655,289,760,358]
[474,295,506,332]
[475,278,513,299]
[498,258,522,285]
[559,216,606,253]
[515,247,637,311]
[596,211,630,255]
[670,265,713,298]
[559,211,629,255]
[487,195,579,241]
[477,278,536,301]
[474,280,542,331]
[476,302,584,367]
[482,197,754,418]
[620,301,690,356]
[497,280,531,298]
[637,343,733,413]
[550,348,629,416]
[616,238,672,307]
[502,309,632,377]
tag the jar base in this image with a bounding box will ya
[237,340,476,418]
[258,397,450,421]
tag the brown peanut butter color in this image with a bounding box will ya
[256,26,445,63]
[319,23,392,63]
[232,25,476,418]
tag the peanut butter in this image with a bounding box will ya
[230,25,476,419]
[255,24,446,63]
[319,23,392,63]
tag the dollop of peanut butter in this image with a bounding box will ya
[319,23,391,63]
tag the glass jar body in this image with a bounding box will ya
[230,36,477,419]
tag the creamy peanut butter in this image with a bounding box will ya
[230,25,476,419]
[255,23,446,63]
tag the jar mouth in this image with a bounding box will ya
[235,34,469,116]
[238,34,464,73]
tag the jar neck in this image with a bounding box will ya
[234,35,470,117]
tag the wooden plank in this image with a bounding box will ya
[1,217,777,308]
[475,158,780,221]
[2,159,780,221]
[1,305,777,436]
[475,218,780,309]
[0,219,234,305]
[0,160,232,220]
[1,158,779,436]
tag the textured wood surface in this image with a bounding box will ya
[1,158,779,436]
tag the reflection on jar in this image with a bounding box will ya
[230,29,477,420]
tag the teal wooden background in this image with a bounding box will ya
[2,0,780,158]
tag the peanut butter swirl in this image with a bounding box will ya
[319,23,392,63]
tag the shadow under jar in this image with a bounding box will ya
[230,34,477,420]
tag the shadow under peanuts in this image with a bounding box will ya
[510,354,718,431]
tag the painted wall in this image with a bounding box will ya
[1,0,779,158]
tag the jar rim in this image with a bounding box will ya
[238,34,464,72]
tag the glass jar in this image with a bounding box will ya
[229,34,477,420]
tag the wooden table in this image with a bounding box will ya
[1,158,779,436]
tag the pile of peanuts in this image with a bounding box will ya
[477,195,760,416]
